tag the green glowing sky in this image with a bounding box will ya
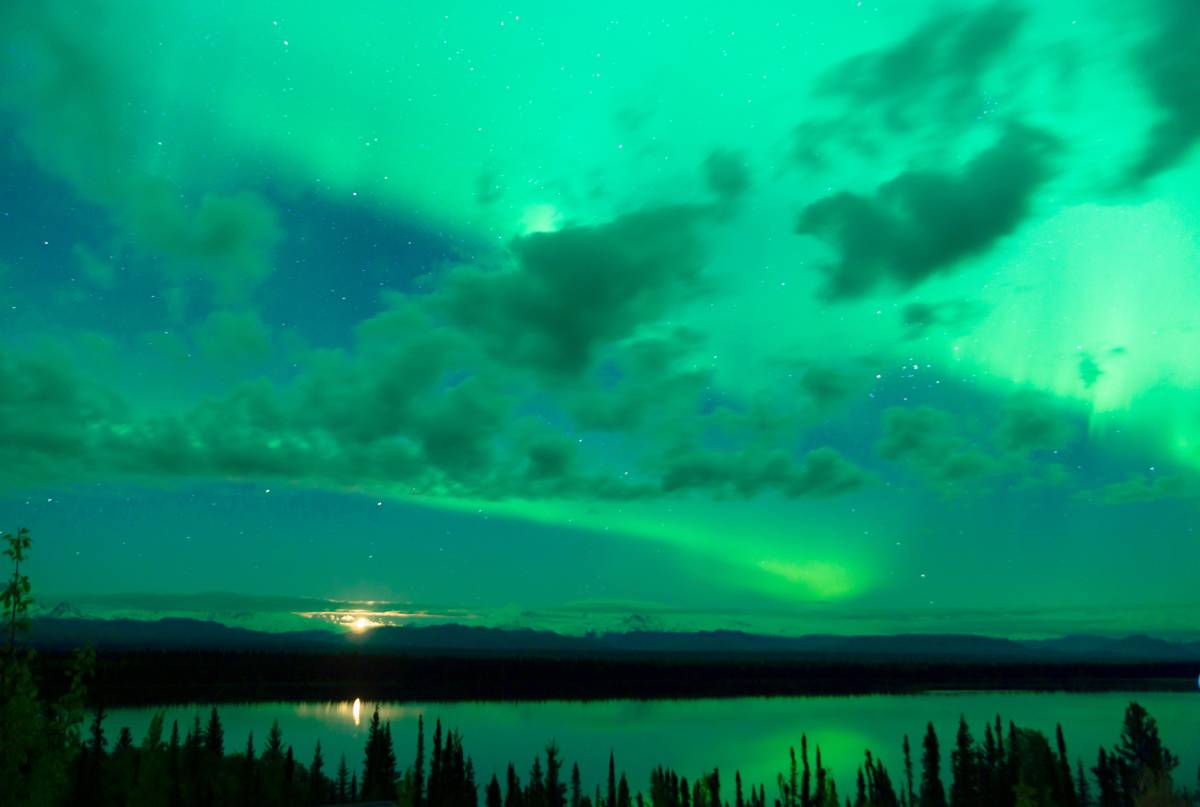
[2,0,1198,637]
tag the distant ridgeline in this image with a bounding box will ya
[24,616,1200,662]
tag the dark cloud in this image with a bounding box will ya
[570,329,711,432]
[878,406,995,483]
[703,149,751,203]
[791,118,879,170]
[1084,473,1199,504]
[193,309,272,367]
[0,2,280,299]
[280,302,510,485]
[660,446,868,499]
[1078,353,1103,389]
[0,301,512,493]
[798,126,1058,298]
[899,304,939,337]
[1124,0,1200,184]
[798,366,852,408]
[792,2,1027,167]
[0,286,871,502]
[0,350,122,481]
[815,3,1026,131]
[131,190,280,300]
[73,246,118,289]
[475,171,505,205]
[104,339,514,495]
[998,392,1076,453]
[440,204,709,376]
[900,299,987,340]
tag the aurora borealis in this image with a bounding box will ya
[1,0,1198,637]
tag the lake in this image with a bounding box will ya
[107,692,1200,795]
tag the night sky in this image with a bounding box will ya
[2,1,1197,638]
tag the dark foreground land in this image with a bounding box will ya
[34,648,1200,705]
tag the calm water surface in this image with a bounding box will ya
[109,693,1200,793]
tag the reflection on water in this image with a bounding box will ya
[107,693,1200,793]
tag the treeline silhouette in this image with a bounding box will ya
[23,698,1200,807]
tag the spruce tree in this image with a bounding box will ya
[336,754,349,802]
[1054,724,1079,807]
[1075,758,1091,807]
[996,714,1009,802]
[862,753,900,807]
[816,747,827,807]
[487,773,504,807]
[950,716,978,807]
[265,719,284,760]
[902,734,915,807]
[981,723,999,806]
[183,714,197,748]
[310,740,325,805]
[89,706,108,757]
[920,722,948,807]
[285,745,296,789]
[362,706,384,799]
[527,755,546,807]
[84,705,108,804]
[1091,748,1120,807]
[506,762,524,807]
[789,746,799,807]
[238,731,256,807]
[617,773,632,807]
[608,751,617,807]
[432,718,444,806]
[2,526,32,687]
[571,763,583,807]
[1006,721,1019,803]
[381,721,398,800]
[204,707,224,757]
[1115,701,1178,797]
[464,754,478,805]
[801,736,812,807]
[165,720,182,807]
[414,715,426,807]
[546,742,567,807]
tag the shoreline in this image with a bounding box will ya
[31,649,1199,706]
